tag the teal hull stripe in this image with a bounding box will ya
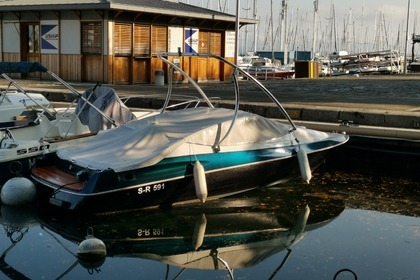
[123,140,340,185]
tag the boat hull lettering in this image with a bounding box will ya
[138,183,165,195]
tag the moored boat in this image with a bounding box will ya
[242,57,295,79]
[0,62,51,126]
[246,65,295,79]
[30,52,349,213]
[0,63,136,183]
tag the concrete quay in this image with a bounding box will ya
[3,75,420,138]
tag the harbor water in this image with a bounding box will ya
[0,145,419,280]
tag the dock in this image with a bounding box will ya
[2,75,420,135]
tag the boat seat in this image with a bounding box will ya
[37,113,61,138]
[55,111,90,136]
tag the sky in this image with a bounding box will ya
[180,0,420,56]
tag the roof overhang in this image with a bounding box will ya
[0,1,257,25]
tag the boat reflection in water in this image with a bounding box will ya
[0,185,345,279]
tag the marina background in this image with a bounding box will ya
[182,0,420,58]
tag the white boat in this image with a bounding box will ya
[0,62,136,183]
[243,57,295,79]
[237,52,260,69]
[0,62,51,126]
[31,52,349,213]
[246,65,295,79]
[0,91,50,125]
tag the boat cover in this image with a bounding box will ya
[57,107,328,172]
[147,237,290,270]
[0,62,48,74]
[75,86,136,131]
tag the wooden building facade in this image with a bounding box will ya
[0,0,252,84]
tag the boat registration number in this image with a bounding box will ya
[137,183,165,195]
[137,228,164,237]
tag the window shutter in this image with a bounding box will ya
[134,25,150,56]
[152,26,167,54]
[114,23,132,56]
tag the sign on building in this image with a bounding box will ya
[225,31,236,58]
[41,21,58,53]
[185,28,198,54]
[169,26,184,52]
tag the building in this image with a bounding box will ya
[0,0,254,84]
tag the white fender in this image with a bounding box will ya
[193,160,208,203]
[192,214,207,250]
[294,205,311,235]
[297,148,312,184]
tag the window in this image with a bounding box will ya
[114,23,132,56]
[27,24,40,53]
[82,22,102,54]
[151,26,167,55]
[134,24,150,56]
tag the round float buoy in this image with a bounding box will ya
[193,160,208,203]
[297,148,312,184]
[1,177,37,206]
[77,227,106,268]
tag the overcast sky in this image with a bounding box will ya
[181,0,419,55]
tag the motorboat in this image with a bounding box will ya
[0,62,136,183]
[242,57,295,79]
[246,65,295,79]
[0,62,51,126]
[0,90,50,126]
[30,52,349,213]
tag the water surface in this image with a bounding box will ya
[0,167,418,280]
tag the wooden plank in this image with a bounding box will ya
[82,55,103,82]
[60,54,82,81]
[113,56,131,84]
[133,58,150,83]
[32,166,85,191]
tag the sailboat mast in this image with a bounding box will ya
[312,0,319,59]
[253,0,257,53]
[333,4,338,51]
[234,0,241,65]
[243,0,251,54]
[280,0,288,64]
[271,0,274,61]
[403,0,411,74]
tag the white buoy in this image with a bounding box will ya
[77,227,106,266]
[1,177,37,206]
[193,160,208,203]
[192,214,207,250]
[297,148,312,184]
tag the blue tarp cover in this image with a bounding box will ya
[0,62,48,74]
